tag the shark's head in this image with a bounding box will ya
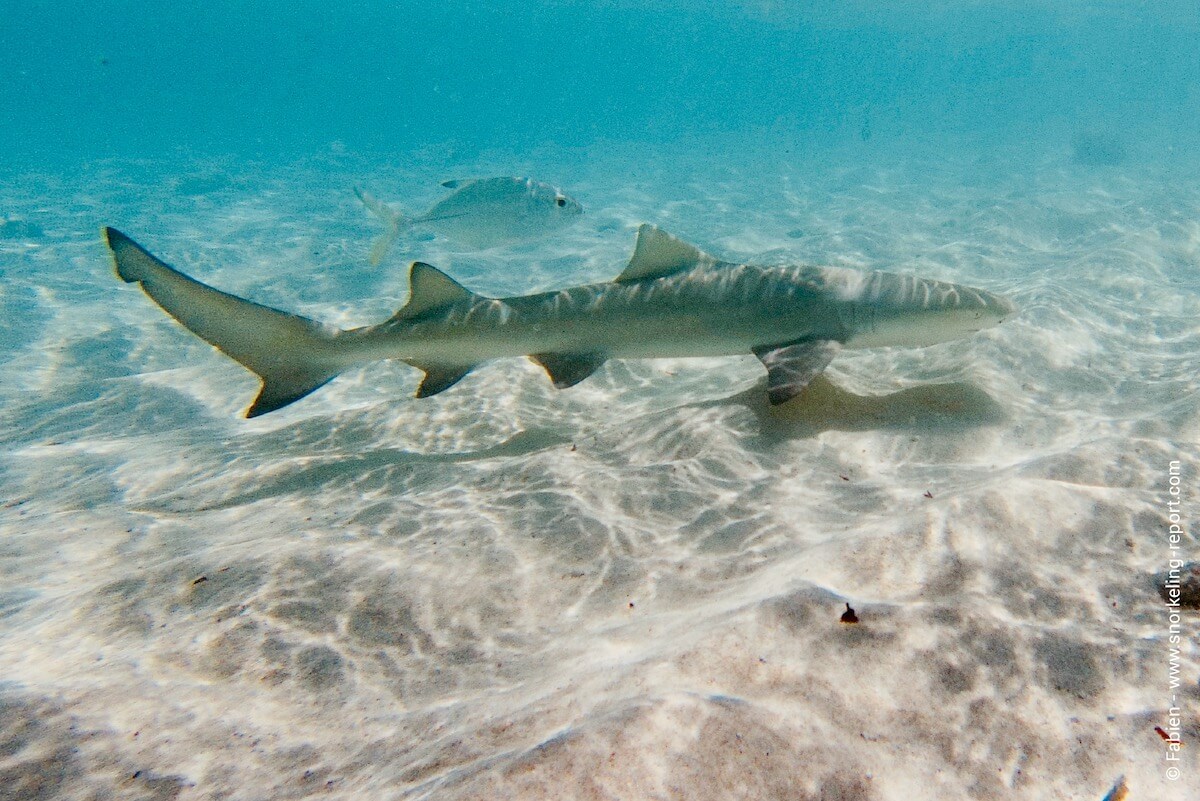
[845,274,1017,349]
[922,287,1018,341]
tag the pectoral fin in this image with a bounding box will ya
[753,339,842,405]
[530,352,607,389]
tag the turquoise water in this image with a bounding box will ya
[4,2,1199,162]
[1,3,1197,799]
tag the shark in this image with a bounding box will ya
[103,225,1016,418]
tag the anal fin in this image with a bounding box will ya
[408,363,473,398]
[530,352,606,389]
[753,339,842,405]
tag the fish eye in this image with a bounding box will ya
[556,197,566,207]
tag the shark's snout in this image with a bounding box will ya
[974,289,1018,328]
[847,278,1018,349]
[994,292,1018,320]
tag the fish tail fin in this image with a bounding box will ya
[104,227,347,417]
[354,187,409,266]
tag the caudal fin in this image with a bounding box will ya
[104,228,345,417]
[354,187,408,266]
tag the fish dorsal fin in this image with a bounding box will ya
[616,225,713,283]
[392,262,479,321]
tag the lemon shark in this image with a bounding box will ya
[103,225,1016,418]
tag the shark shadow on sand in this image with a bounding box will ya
[713,374,1008,441]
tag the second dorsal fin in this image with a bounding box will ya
[391,262,480,321]
[615,225,714,283]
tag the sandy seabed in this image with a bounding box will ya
[0,136,1197,800]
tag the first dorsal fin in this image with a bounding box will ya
[615,225,714,283]
[391,262,480,321]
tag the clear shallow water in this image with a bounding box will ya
[2,3,1199,800]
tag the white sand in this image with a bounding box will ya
[0,137,1196,799]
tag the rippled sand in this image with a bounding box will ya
[0,138,1196,799]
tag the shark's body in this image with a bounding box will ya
[104,225,1016,418]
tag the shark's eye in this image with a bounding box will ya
[556,197,566,207]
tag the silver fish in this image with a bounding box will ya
[356,177,583,264]
[104,224,1016,418]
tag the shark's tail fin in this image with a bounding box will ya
[104,228,345,417]
[354,187,409,267]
